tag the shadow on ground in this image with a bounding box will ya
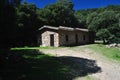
[0,49,101,80]
[58,56,101,78]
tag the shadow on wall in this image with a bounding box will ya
[0,49,101,80]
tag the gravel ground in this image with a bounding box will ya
[39,46,120,80]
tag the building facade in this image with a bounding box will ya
[38,25,94,47]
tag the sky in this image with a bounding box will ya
[22,0,120,10]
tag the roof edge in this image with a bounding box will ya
[38,25,89,32]
[38,25,58,30]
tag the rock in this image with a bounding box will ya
[106,45,110,48]
[106,43,120,48]
[117,44,120,47]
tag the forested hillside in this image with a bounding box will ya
[0,0,120,48]
[75,5,120,44]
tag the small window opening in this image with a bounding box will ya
[83,35,85,40]
[66,35,69,42]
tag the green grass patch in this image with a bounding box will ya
[76,75,100,80]
[0,49,70,80]
[86,44,120,61]
[11,46,58,50]
[0,47,102,80]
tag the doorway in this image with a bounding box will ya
[50,34,54,46]
[75,34,78,44]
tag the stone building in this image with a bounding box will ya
[37,25,94,47]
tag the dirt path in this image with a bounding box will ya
[39,46,120,80]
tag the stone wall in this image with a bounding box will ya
[41,31,59,47]
[58,30,90,46]
[39,29,91,47]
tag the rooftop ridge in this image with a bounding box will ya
[38,25,89,32]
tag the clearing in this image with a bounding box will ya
[39,44,120,80]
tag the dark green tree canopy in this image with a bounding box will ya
[0,0,120,48]
[86,6,120,43]
[36,0,78,27]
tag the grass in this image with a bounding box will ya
[11,46,58,50]
[0,46,102,80]
[86,44,120,61]
[74,75,100,80]
[0,49,70,80]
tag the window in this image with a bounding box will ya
[83,35,85,40]
[65,35,69,42]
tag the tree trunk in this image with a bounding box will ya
[103,38,106,44]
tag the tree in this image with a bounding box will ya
[0,0,21,48]
[75,8,98,28]
[37,0,78,27]
[96,29,112,44]
[16,2,38,46]
[87,10,120,44]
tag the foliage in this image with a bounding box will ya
[37,0,78,27]
[96,29,112,44]
[16,2,38,46]
[75,8,97,28]
[0,49,69,80]
[85,6,120,43]
[0,0,21,48]
[0,0,120,48]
